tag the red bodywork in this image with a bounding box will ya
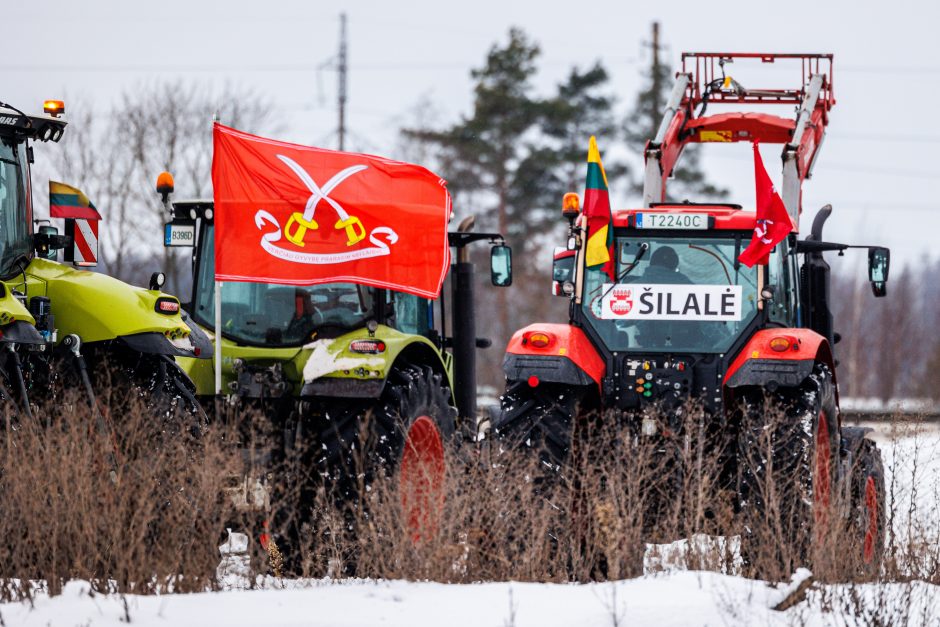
[612,206,758,231]
[506,323,606,387]
[725,327,835,388]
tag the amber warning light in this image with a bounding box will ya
[562,193,581,221]
[43,100,65,117]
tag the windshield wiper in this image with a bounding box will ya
[595,243,650,299]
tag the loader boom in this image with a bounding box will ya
[642,53,834,225]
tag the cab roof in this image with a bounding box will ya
[0,105,67,142]
[612,204,767,232]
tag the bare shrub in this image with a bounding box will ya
[0,389,241,601]
[258,403,940,592]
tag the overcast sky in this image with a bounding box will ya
[5,0,939,271]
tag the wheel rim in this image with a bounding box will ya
[400,415,445,543]
[863,475,879,564]
[814,411,831,533]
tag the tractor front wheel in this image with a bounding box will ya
[492,380,586,467]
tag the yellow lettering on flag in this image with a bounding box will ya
[699,130,733,143]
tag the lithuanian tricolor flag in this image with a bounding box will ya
[583,136,614,280]
[49,181,102,220]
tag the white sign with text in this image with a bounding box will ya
[600,283,743,321]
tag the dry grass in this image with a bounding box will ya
[267,404,940,589]
[0,390,242,602]
[2,390,939,611]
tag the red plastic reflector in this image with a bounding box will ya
[769,336,791,352]
[527,375,539,388]
[155,298,180,314]
[350,339,386,354]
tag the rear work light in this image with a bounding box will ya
[350,339,386,354]
[155,297,180,314]
[769,336,793,352]
[523,331,555,349]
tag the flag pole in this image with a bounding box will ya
[214,280,222,396]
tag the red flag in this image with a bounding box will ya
[738,142,794,268]
[211,124,451,299]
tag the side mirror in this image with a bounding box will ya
[867,246,890,298]
[490,244,512,287]
[552,246,576,297]
[35,225,60,260]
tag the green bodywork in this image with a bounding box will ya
[0,282,35,327]
[14,257,193,345]
[178,321,453,398]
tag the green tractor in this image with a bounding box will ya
[0,99,210,418]
[158,177,510,515]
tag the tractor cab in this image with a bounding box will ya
[0,101,70,279]
[163,189,511,420]
[168,199,435,348]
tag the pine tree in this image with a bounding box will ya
[538,62,625,195]
[401,28,546,342]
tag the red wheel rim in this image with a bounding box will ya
[400,415,445,544]
[814,412,831,533]
[863,475,878,564]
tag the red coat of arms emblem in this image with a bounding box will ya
[610,286,633,316]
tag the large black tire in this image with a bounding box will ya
[275,363,456,575]
[98,350,207,438]
[310,364,457,491]
[492,380,585,467]
[841,427,886,578]
[737,363,838,576]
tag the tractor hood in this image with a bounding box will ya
[24,257,201,352]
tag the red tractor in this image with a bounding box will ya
[494,53,889,569]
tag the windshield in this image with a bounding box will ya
[0,140,32,278]
[581,234,759,353]
[193,224,375,346]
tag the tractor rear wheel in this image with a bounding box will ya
[842,428,885,577]
[278,364,457,575]
[312,364,457,494]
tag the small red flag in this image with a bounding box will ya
[738,142,793,268]
[211,124,452,298]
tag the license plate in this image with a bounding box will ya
[635,213,708,230]
[165,222,196,247]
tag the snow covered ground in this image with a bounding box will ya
[2,422,938,627]
[1,572,936,627]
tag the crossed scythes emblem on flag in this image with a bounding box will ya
[278,155,368,248]
[252,155,399,266]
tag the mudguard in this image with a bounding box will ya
[503,323,605,388]
[179,322,452,399]
[22,258,202,357]
[724,328,834,389]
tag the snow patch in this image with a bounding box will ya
[301,338,384,383]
